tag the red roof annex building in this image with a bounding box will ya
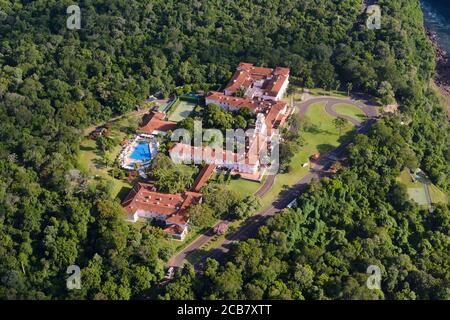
[122,182,202,240]
[139,111,177,135]
[223,62,290,101]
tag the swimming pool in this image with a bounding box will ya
[130,141,152,162]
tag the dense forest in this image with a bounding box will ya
[0,0,448,299]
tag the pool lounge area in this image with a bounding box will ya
[120,134,159,170]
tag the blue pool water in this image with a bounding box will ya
[130,142,152,162]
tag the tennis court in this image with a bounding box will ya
[168,100,196,122]
[407,187,429,206]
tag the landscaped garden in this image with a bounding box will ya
[77,113,143,199]
[308,87,348,98]
[210,99,361,208]
[227,177,265,197]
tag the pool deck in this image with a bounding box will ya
[120,134,159,170]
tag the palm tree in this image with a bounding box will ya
[347,83,353,96]
[333,117,347,136]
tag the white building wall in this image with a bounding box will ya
[276,77,289,100]
[262,76,289,101]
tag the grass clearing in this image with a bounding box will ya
[429,184,449,204]
[228,177,265,197]
[209,173,265,198]
[397,170,419,188]
[333,103,367,121]
[309,88,348,98]
[407,188,429,206]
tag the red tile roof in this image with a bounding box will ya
[192,164,216,192]
[139,111,177,134]
[224,62,290,98]
[264,101,289,135]
[263,68,290,97]
[170,143,260,166]
[163,224,185,235]
[206,91,285,112]
[122,183,202,227]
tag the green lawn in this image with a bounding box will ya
[228,177,265,197]
[168,100,196,122]
[77,114,142,199]
[259,102,355,207]
[397,170,419,188]
[333,103,367,121]
[397,169,429,206]
[207,173,265,198]
[283,86,349,102]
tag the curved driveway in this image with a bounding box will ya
[168,96,379,269]
[254,96,377,198]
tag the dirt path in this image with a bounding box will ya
[168,97,379,269]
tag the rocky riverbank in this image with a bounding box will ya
[427,29,450,119]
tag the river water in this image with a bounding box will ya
[420,0,450,56]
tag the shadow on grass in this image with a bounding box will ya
[117,185,132,200]
[303,124,335,136]
[92,158,107,169]
[337,129,357,144]
[357,114,367,121]
[80,144,96,151]
[185,248,211,265]
[317,143,335,155]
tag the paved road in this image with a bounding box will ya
[254,175,276,197]
[167,96,379,269]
